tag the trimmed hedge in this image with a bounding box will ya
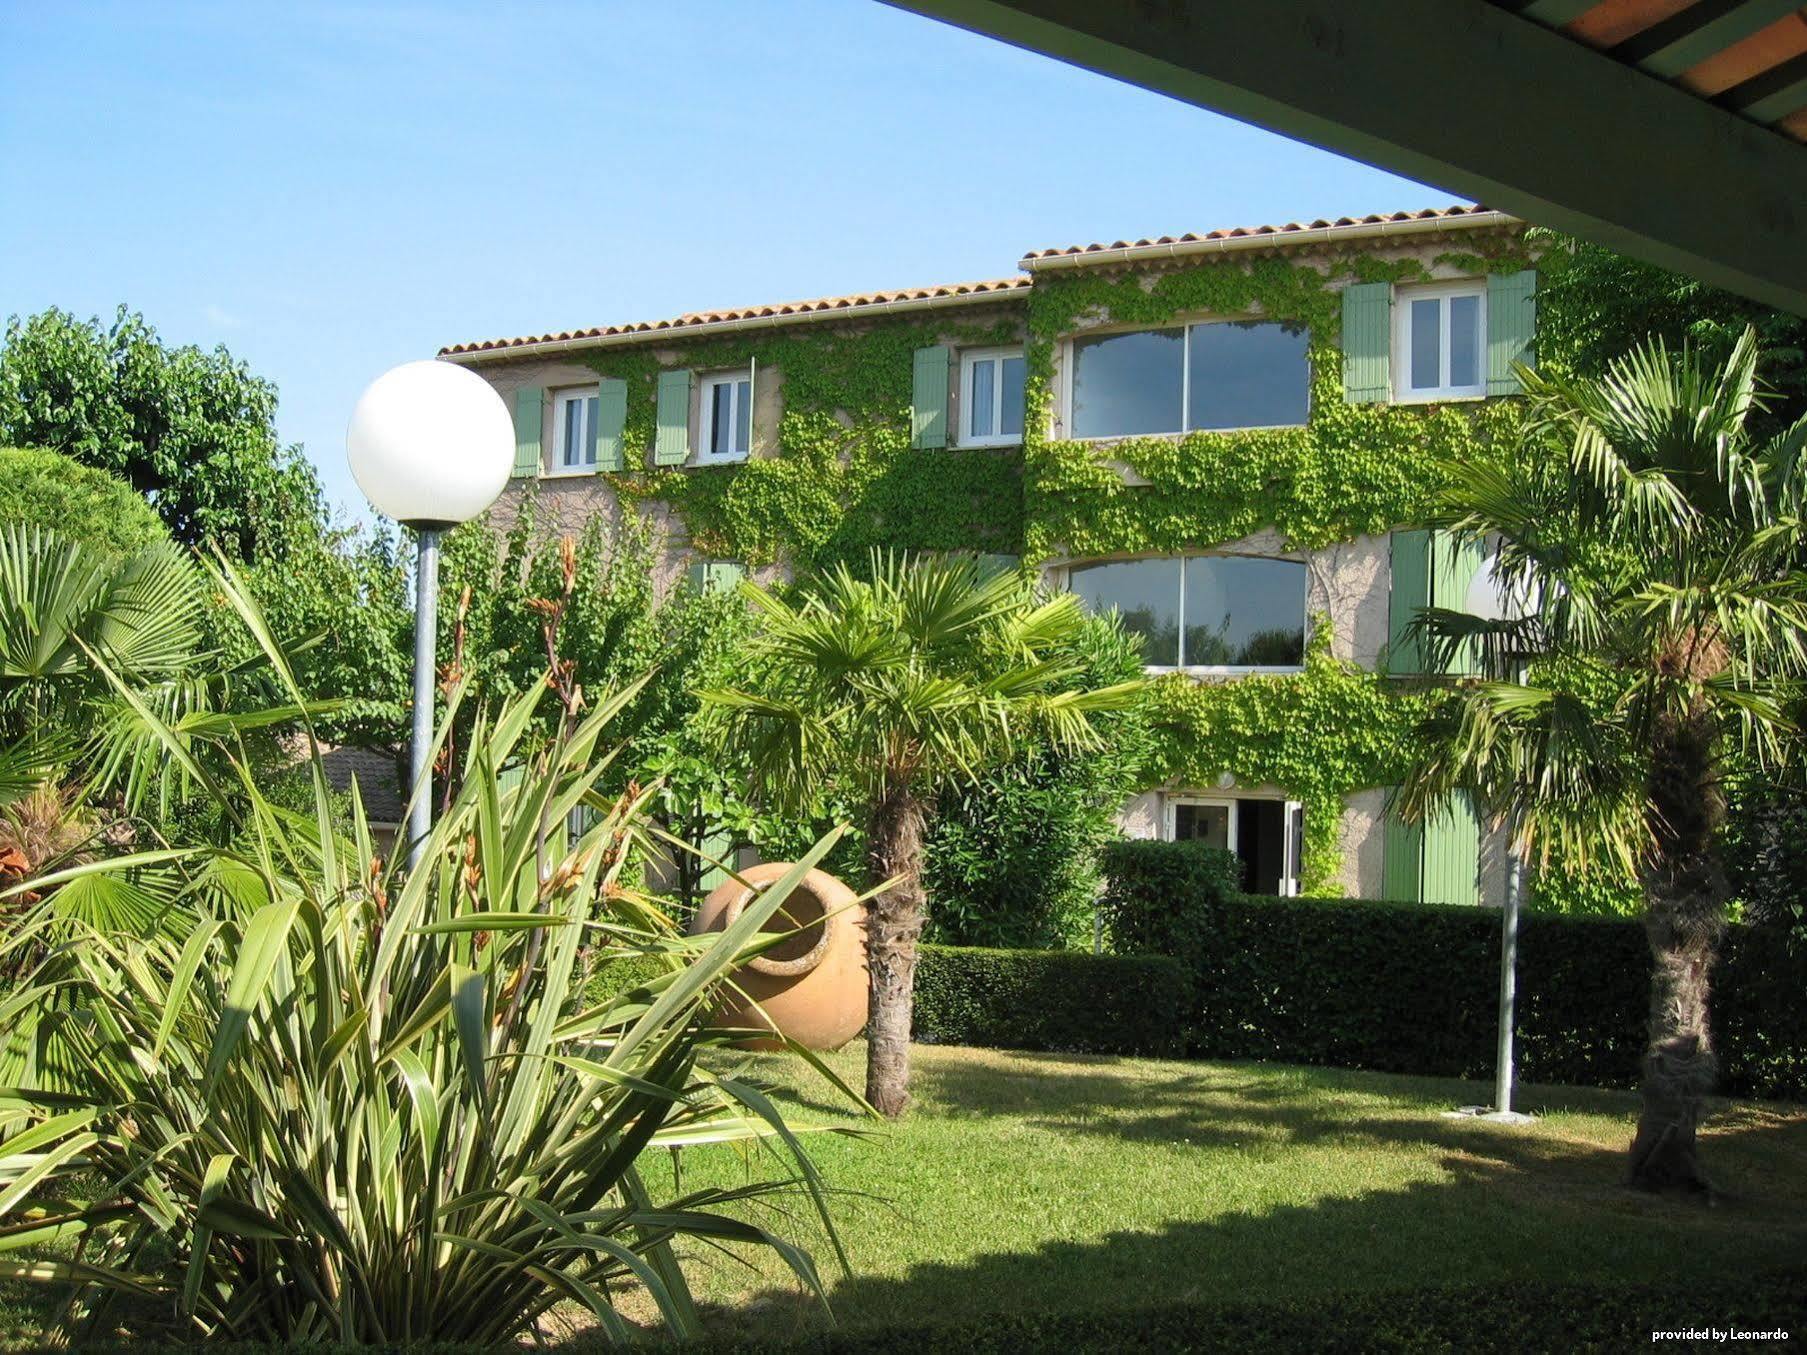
[912,944,1191,1058]
[689,1269,1807,1354]
[1102,839,1807,1099]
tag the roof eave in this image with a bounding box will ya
[1018,209,1520,273]
[440,282,1031,364]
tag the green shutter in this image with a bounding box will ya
[1381,794,1423,903]
[686,560,744,595]
[1388,529,1431,675]
[910,346,948,449]
[653,369,692,466]
[696,825,735,897]
[594,378,626,472]
[512,387,543,478]
[1421,793,1482,905]
[1341,282,1392,404]
[1486,269,1537,396]
[1430,531,1487,675]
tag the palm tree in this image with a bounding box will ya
[1401,328,1807,1192]
[702,552,1141,1117]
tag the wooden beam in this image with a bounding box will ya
[883,0,1807,315]
[1613,0,1804,79]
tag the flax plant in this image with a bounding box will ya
[0,556,855,1343]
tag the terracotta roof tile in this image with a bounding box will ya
[1019,205,1502,262]
[441,207,1512,359]
[440,277,1031,357]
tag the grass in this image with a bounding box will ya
[6,1043,1804,1348]
[625,1042,1807,1345]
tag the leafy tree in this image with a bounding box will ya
[702,553,1141,1116]
[0,306,318,558]
[1534,230,1807,434]
[1401,329,1807,1192]
[0,446,166,559]
[438,498,754,792]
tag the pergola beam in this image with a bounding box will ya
[884,0,1807,315]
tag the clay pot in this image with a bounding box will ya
[689,862,868,1051]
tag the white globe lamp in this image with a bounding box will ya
[346,359,514,867]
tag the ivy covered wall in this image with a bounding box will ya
[570,317,1026,570]
[472,225,1625,906]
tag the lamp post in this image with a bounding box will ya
[347,360,514,870]
[1453,549,1536,1124]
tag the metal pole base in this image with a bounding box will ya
[1444,1105,1537,1125]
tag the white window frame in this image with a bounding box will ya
[1060,319,1312,440]
[696,369,753,465]
[959,346,1025,447]
[1063,555,1307,676]
[1164,794,1238,848]
[1164,792,1304,896]
[1394,282,1487,402]
[549,386,599,475]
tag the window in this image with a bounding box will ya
[1166,794,1303,896]
[698,370,752,463]
[1067,555,1306,669]
[551,387,599,473]
[960,347,1026,446]
[1069,320,1309,439]
[1396,284,1485,400]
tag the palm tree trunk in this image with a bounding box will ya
[865,780,926,1119]
[1629,699,1728,1193]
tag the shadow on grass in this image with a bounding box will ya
[684,1053,1807,1347]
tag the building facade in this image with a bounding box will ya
[441,206,1537,907]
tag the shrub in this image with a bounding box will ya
[1100,838,1807,1098]
[1098,838,1243,961]
[0,581,852,1343]
[925,613,1151,951]
[0,445,165,559]
[912,944,1191,1058]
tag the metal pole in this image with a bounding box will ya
[1494,815,1523,1115]
[407,526,441,873]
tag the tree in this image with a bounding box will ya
[1401,329,1807,1192]
[702,553,1141,1116]
[1534,230,1807,435]
[0,306,318,559]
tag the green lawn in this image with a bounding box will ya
[623,1042,1807,1345]
[6,1043,1803,1348]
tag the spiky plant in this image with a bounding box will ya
[0,560,857,1344]
[1401,327,1807,1192]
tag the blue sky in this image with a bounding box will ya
[1,1,1451,525]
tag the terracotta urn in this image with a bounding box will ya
[689,862,868,1051]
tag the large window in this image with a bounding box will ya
[698,370,752,463]
[1067,555,1306,669]
[1070,320,1309,439]
[960,347,1026,446]
[551,387,599,473]
[1396,285,1485,400]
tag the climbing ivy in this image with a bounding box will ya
[1141,622,1423,894]
[1019,253,1526,560]
[573,320,1023,570]
[538,238,1548,898]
